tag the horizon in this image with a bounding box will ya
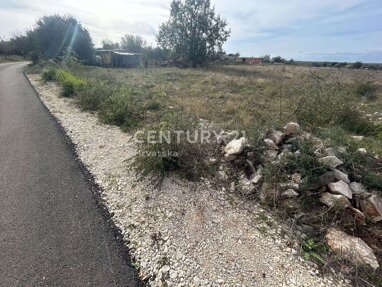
[0,0,381,63]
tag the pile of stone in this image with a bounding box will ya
[219,122,382,271]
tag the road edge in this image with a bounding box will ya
[23,67,146,287]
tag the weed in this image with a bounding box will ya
[301,238,329,265]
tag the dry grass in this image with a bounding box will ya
[72,64,382,137]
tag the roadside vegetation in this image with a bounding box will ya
[29,58,382,285]
[15,0,382,284]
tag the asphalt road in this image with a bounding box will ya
[0,62,142,287]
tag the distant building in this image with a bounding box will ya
[236,57,263,65]
[96,49,142,68]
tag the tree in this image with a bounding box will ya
[120,34,146,53]
[28,15,94,63]
[157,0,230,67]
[0,39,12,55]
[10,34,33,55]
[271,56,286,63]
[101,39,119,50]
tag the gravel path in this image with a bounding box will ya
[28,73,349,287]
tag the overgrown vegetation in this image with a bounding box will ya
[30,57,382,286]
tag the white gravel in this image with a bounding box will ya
[28,73,349,287]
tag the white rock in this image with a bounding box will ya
[239,176,255,196]
[269,130,284,145]
[280,189,299,199]
[325,228,379,270]
[357,148,367,154]
[349,182,369,197]
[333,169,350,184]
[218,170,228,181]
[217,131,238,145]
[283,122,300,136]
[264,150,278,161]
[319,156,343,168]
[264,138,279,150]
[224,137,246,155]
[319,192,351,209]
[250,168,263,185]
[328,180,352,199]
[324,147,336,156]
[352,135,364,141]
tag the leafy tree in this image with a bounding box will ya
[271,56,286,63]
[10,34,33,55]
[28,15,94,62]
[157,0,230,67]
[101,39,119,49]
[120,34,146,53]
[352,61,363,69]
[0,39,12,55]
[143,46,169,61]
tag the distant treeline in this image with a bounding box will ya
[297,61,382,70]
[0,0,232,67]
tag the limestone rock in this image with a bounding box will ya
[346,207,366,226]
[268,130,284,145]
[279,182,299,192]
[333,169,350,184]
[319,156,343,168]
[239,176,255,196]
[325,228,379,270]
[218,170,228,181]
[224,137,246,155]
[328,180,352,199]
[324,147,336,156]
[283,122,300,136]
[264,138,278,150]
[280,189,299,200]
[352,135,364,141]
[357,148,367,154]
[319,192,351,209]
[264,150,278,162]
[360,194,382,222]
[349,182,369,198]
[250,168,263,185]
[217,131,238,145]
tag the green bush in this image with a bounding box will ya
[76,80,112,111]
[98,87,142,130]
[264,139,329,188]
[353,80,377,100]
[54,69,86,97]
[41,68,57,81]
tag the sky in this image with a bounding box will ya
[0,0,381,63]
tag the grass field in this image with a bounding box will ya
[57,63,382,127]
[30,61,382,177]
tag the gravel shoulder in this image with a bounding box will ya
[27,73,349,287]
